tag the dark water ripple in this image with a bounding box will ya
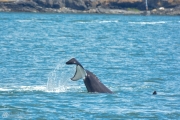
[0,13,180,119]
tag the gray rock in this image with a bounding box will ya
[0,0,180,15]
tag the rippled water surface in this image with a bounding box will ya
[0,12,180,119]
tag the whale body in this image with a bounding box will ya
[66,58,112,93]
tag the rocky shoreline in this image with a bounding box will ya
[0,0,180,15]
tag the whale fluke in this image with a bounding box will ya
[66,58,112,93]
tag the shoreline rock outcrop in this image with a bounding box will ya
[0,0,180,15]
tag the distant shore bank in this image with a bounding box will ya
[0,0,180,15]
[1,7,180,16]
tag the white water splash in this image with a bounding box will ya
[46,60,74,93]
[0,59,80,93]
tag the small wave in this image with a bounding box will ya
[0,88,13,91]
[0,85,46,92]
[19,85,47,91]
[16,20,32,23]
[71,20,92,23]
[16,19,52,23]
[97,20,119,23]
[129,21,166,25]
[0,85,71,93]
[75,20,118,24]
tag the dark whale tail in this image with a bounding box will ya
[66,58,86,81]
[66,58,112,93]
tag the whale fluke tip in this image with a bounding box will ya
[66,58,77,64]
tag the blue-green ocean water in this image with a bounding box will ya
[0,12,180,119]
